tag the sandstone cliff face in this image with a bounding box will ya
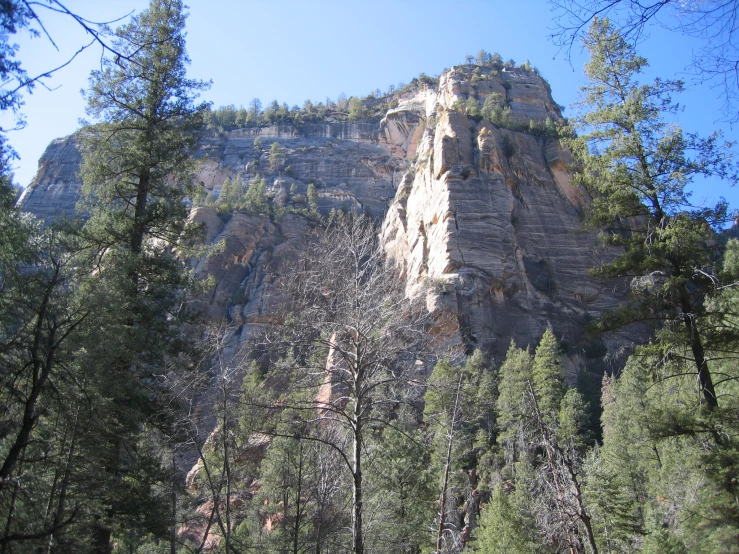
[16,135,84,221]
[19,65,630,364]
[382,66,623,360]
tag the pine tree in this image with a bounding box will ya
[496,341,533,448]
[307,183,318,212]
[243,175,268,213]
[269,141,285,173]
[365,415,436,553]
[532,329,565,425]
[256,437,318,554]
[75,0,209,548]
[81,0,209,260]
[567,17,738,411]
[218,176,234,210]
[495,333,599,553]
[473,485,536,553]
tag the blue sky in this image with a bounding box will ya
[4,0,737,211]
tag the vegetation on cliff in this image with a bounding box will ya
[204,50,544,133]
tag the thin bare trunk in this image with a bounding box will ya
[436,375,464,554]
[528,383,599,554]
[293,441,304,554]
[680,291,718,411]
[352,405,363,554]
[171,450,177,554]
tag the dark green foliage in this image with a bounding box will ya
[366,419,436,553]
[490,332,598,553]
[306,183,318,212]
[70,0,207,548]
[481,92,512,127]
[567,17,738,411]
[552,21,739,553]
[586,351,739,552]
[425,350,498,552]
[532,329,566,424]
[495,341,534,447]
[215,174,269,215]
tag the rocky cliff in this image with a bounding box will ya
[19,64,632,365]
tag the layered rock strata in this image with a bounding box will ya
[382,67,625,361]
[19,64,632,364]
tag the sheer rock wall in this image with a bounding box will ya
[18,65,632,364]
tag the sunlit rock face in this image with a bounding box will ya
[17,136,84,221]
[19,65,636,366]
[381,66,630,365]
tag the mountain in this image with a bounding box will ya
[18,63,635,368]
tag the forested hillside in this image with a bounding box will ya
[1,1,738,553]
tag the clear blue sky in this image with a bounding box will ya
[3,0,737,211]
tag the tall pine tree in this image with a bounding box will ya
[567,17,738,411]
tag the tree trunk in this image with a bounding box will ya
[293,442,304,554]
[436,375,464,554]
[171,450,177,554]
[436,435,453,554]
[131,172,150,255]
[352,403,363,554]
[1,453,23,554]
[45,406,80,553]
[0,268,58,486]
[529,383,599,554]
[680,292,718,410]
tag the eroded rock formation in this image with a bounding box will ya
[19,64,632,365]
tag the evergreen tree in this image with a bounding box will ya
[254,437,319,554]
[365,414,436,554]
[218,176,234,210]
[496,341,534,449]
[567,17,738,411]
[242,175,268,213]
[268,141,285,173]
[532,329,565,425]
[248,97,262,124]
[348,97,367,120]
[495,333,599,553]
[235,107,247,128]
[475,49,491,66]
[473,485,536,553]
[75,0,209,548]
[557,387,590,454]
[81,0,209,259]
[306,183,318,212]
[481,93,512,128]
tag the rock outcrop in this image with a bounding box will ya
[382,66,625,362]
[19,64,634,365]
